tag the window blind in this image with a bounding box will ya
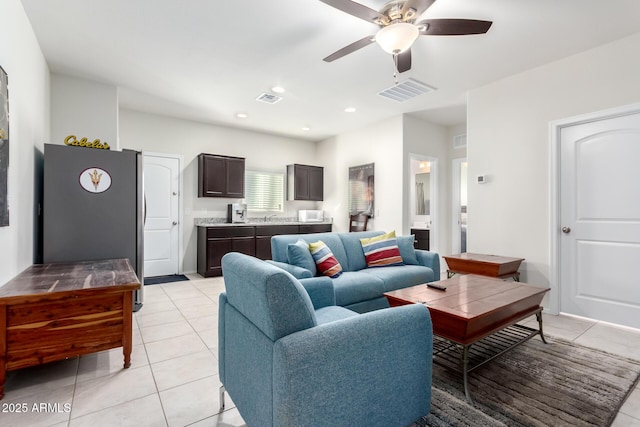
[245,170,284,212]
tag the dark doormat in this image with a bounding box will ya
[144,274,189,285]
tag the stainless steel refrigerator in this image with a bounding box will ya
[42,143,144,310]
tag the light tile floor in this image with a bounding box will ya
[2,275,640,426]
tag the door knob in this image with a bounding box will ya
[561,226,571,234]
[172,221,178,226]
[173,192,177,196]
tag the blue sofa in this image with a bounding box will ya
[269,231,440,313]
[219,252,433,427]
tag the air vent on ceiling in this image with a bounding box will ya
[256,93,283,104]
[377,78,436,102]
[453,133,467,149]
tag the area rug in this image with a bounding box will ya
[144,274,189,285]
[412,337,640,427]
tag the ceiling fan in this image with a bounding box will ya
[320,0,492,73]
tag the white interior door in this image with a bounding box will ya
[144,154,181,277]
[559,109,640,328]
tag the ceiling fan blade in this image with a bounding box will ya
[323,35,375,62]
[418,19,493,36]
[401,0,436,21]
[319,0,386,24]
[396,50,412,73]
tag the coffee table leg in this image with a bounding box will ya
[536,312,548,344]
[462,345,474,403]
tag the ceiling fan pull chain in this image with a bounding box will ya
[393,54,399,84]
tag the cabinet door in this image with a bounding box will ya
[206,238,230,276]
[294,165,310,200]
[231,236,255,257]
[308,166,324,201]
[410,228,430,251]
[255,236,272,260]
[199,155,226,197]
[226,157,245,198]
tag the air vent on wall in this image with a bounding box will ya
[453,133,467,149]
[256,93,283,104]
[377,78,436,102]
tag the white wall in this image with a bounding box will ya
[0,0,50,285]
[51,74,118,148]
[467,31,640,289]
[318,116,404,233]
[118,109,320,273]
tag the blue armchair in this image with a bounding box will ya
[219,252,433,427]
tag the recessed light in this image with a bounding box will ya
[236,113,248,119]
[344,107,356,113]
[271,86,285,94]
[302,126,311,131]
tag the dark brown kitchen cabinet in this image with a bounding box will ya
[298,224,332,234]
[410,228,430,251]
[287,164,323,201]
[198,153,245,198]
[255,224,300,260]
[197,223,333,276]
[197,226,254,277]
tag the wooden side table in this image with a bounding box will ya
[0,258,140,399]
[443,253,524,281]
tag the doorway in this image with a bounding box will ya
[409,154,438,252]
[551,103,640,328]
[143,153,183,278]
[451,158,468,254]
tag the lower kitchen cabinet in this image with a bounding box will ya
[255,225,299,260]
[197,227,255,277]
[410,228,430,251]
[197,223,332,277]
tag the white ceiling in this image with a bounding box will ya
[20,0,640,141]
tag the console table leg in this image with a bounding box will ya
[536,312,548,344]
[462,345,474,403]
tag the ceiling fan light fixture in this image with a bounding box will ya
[375,22,419,54]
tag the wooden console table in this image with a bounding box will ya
[443,253,525,281]
[0,258,140,399]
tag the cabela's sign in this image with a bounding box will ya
[64,135,110,150]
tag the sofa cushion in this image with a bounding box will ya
[309,240,343,278]
[397,235,419,265]
[361,265,435,292]
[360,231,403,268]
[287,239,317,276]
[337,231,385,271]
[331,272,385,306]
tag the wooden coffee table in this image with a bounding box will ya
[385,275,549,401]
[443,253,525,281]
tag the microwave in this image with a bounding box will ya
[298,210,324,222]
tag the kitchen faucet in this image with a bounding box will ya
[264,214,277,222]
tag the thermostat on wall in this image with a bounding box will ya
[477,174,487,184]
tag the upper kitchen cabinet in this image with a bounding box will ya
[287,164,323,201]
[198,153,245,198]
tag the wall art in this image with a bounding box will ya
[348,163,374,218]
[0,66,9,226]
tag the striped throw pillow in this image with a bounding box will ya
[360,231,404,268]
[309,240,343,278]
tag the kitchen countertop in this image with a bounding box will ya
[195,218,333,227]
